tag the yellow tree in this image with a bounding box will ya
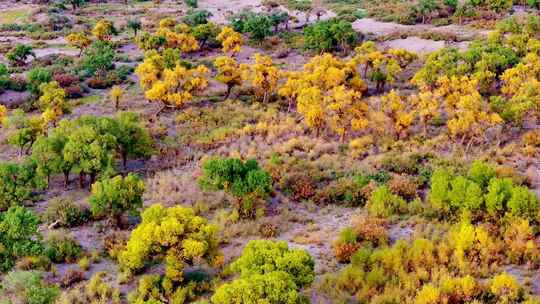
[38,81,67,126]
[217,26,244,56]
[154,19,200,53]
[138,58,210,114]
[0,104,6,123]
[280,53,368,139]
[214,56,243,100]
[410,90,440,135]
[500,53,540,124]
[92,20,115,41]
[110,86,124,109]
[242,54,279,103]
[380,90,415,139]
[66,32,91,57]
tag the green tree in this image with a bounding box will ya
[304,19,357,53]
[89,173,145,226]
[82,41,116,79]
[5,109,44,155]
[0,206,43,271]
[212,240,314,304]
[109,112,154,169]
[127,19,141,37]
[199,158,272,218]
[0,270,58,304]
[182,9,213,26]
[0,161,39,211]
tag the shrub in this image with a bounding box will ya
[89,173,145,227]
[27,67,52,97]
[44,230,83,263]
[183,9,212,26]
[303,19,357,53]
[82,41,115,78]
[119,204,221,282]
[212,240,314,304]
[56,272,120,304]
[0,206,43,271]
[60,268,85,287]
[367,186,407,217]
[490,273,521,302]
[0,161,39,211]
[6,44,35,66]
[42,197,87,227]
[0,270,58,304]
[199,158,272,218]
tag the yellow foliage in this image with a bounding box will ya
[213,56,243,98]
[241,53,279,103]
[92,20,114,41]
[110,85,124,109]
[217,26,244,55]
[66,32,91,56]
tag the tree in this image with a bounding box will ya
[62,122,116,188]
[65,0,86,11]
[212,240,315,304]
[0,161,39,211]
[304,19,357,53]
[66,32,91,57]
[5,110,45,155]
[191,22,221,49]
[418,0,437,24]
[110,86,123,110]
[38,81,68,126]
[182,9,212,26]
[82,41,116,79]
[199,158,272,218]
[92,20,116,41]
[89,173,145,226]
[243,14,272,42]
[119,204,221,281]
[136,52,209,114]
[241,53,279,103]
[380,90,416,139]
[109,112,154,169]
[217,26,244,56]
[127,19,141,37]
[0,206,43,271]
[6,44,35,66]
[214,56,243,100]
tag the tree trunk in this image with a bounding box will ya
[63,171,70,189]
[79,172,86,189]
[122,152,128,170]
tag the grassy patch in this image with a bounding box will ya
[0,9,31,25]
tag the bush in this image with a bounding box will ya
[82,41,115,78]
[119,204,221,282]
[6,44,35,66]
[367,186,407,217]
[212,240,314,304]
[199,158,272,218]
[27,67,52,97]
[44,231,82,263]
[0,206,43,271]
[42,197,87,228]
[57,272,120,304]
[89,173,145,227]
[0,270,59,304]
[183,9,212,26]
[303,18,357,53]
[0,161,39,211]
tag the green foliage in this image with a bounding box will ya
[27,67,52,97]
[185,0,198,8]
[212,240,314,304]
[44,230,82,263]
[191,22,221,48]
[303,19,357,53]
[230,12,272,42]
[0,63,10,92]
[367,185,407,217]
[89,173,145,226]
[182,9,212,26]
[120,204,221,282]
[82,41,116,78]
[0,160,39,211]
[0,270,58,304]
[428,162,540,220]
[6,44,35,66]
[199,158,272,218]
[0,206,43,271]
[127,19,141,36]
[110,112,154,169]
